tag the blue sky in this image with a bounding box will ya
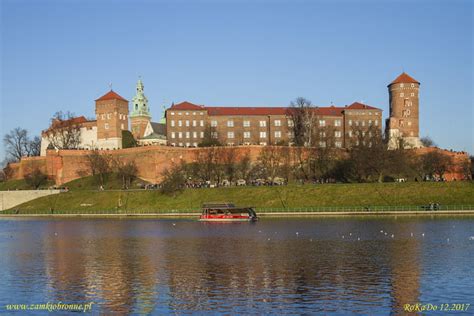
[1,0,473,159]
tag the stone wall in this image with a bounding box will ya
[6,145,470,185]
[0,189,61,211]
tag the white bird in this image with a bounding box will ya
[384,232,388,236]
[447,238,450,243]
[422,233,425,237]
[380,230,384,233]
[411,233,413,237]
[391,234,394,238]
[349,233,352,236]
[310,239,313,242]
[267,238,271,241]
[172,223,176,226]
[342,235,345,239]
[357,237,360,241]
[54,232,58,236]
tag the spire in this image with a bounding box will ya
[130,77,151,118]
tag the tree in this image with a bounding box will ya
[122,130,137,148]
[24,168,48,189]
[287,97,315,147]
[420,136,436,147]
[198,124,221,147]
[421,151,452,180]
[257,146,286,183]
[220,147,239,183]
[237,150,253,181]
[160,163,186,196]
[3,127,29,161]
[26,136,41,157]
[46,111,82,150]
[85,150,111,186]
[117,160,138,188]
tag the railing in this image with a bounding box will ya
[2,205,474,215]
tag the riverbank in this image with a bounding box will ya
[1,181,473,214]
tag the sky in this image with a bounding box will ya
[1,0,473,160]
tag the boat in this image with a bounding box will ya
[199,202,258,222]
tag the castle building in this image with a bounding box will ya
[40,79,166,156]
[165,101,383,148]
[386,72,423,149]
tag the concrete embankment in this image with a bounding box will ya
[1,210,474,218]
[0,190,61,211]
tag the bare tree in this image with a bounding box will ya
[198,124,221,147]
[421,151,452,180]
[24,168,48,189]
[46,111,82,150]
[287,97,316,147]
[160,163,186,196]
[257,146,285,183]
[116,160,138,188]
[85,150,112,186]
[3,128,29,161]
[26,136,41,157]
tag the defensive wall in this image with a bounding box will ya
[0,189,61,211]
[6,145,470,185]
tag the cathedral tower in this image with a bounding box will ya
[95,90,129,150]
[130,78,151,139]
[386,72,423,149]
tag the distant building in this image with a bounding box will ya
[165,101,383,148]
[386,72,423,149]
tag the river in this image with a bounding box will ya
[0,216,473,315]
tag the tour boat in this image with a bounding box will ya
[199,203,258,222]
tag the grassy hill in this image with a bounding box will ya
[3,179,473,214]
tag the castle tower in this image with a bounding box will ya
[386,72,423,149]
[95,90,129,150]
[130,78,151,139]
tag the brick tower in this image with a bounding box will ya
[130,78,151,139]
[95,90,129,150]
[386,72,423,149]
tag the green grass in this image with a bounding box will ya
[4,181,474,214]
[64,174,149,191]
[0,179,54,191]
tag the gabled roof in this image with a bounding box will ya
[150,122,166,136]
[345,102,380,111]
[169,101,205,110]
[95,90,128,102]
[389,72,420,86]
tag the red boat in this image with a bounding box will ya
[199,203,258,222]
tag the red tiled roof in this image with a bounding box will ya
[345,102,380,110]
[95,90,128,102]
[389,72,420,86]
[168,102,381,116]
[170,101,205,110]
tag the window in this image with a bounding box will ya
[319,131,326,138]
[171,120,175,127]
[319,120,326,127]
[408,121,412,126]
[185,120,190,127]
[400,83,404,88]
[211,120,217,127]
[178,132,183,138]
[227,120,234,127]
[192,112,196,116]
[362,121,365,127]
[185,112,189,116]
[369,120,372,125]
[211,132,218,139]
[411,93,414,97]
[335,141,342,148]
[227,132,234,138]
[411,83,415,87]
[244,131,251,139]
[193,131,197,138]
[259,142,267,146]
[171,132,175,139]
[200,132,204,138]
[186,142,190,147]
[107,113,111,119]
[193,142,198,147]
[200,112,204,115]
[334,119,341,127]
[171,143,176,146]
[104,123,109,129]
[179,142,183,146]
[260,131,267,138]
[288,120,294,127]
[355,120,359,126]
[335,131,342,138]
[259,120,266,127]
[192,120,197,127]
[171,112,175,115]
[400,93,404,97]
[243,120,250,127]
[274,131,281,138]
[274,120,281,127]
[348,131,353,137]
[186,132,190,138]
[178,112,182,115]
[121,123,124,130]
[200,120,204,127]
[349,119,352,126]
[319,141,326,148]
[178,120,182,127]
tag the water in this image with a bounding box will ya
[0,216,473,315]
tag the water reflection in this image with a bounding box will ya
[0,216,473,314]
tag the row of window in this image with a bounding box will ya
[98,113,128,120]
[400,92,416,97]
[170,120,205,127]
[399,83,416,88]
[348,119,378,127]
[103,123,125,130]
